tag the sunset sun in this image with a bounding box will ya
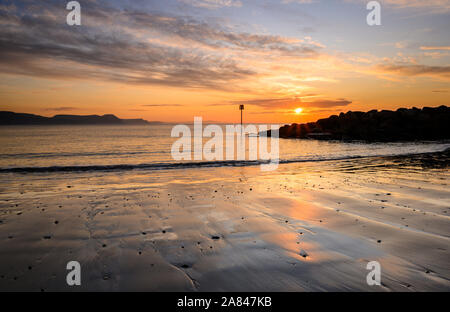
[295,108,303,114]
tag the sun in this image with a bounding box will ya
[295,108,303,114]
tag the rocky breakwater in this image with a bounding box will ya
[266,106,450,141]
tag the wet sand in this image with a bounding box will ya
[0,152,449,291]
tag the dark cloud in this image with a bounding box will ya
[228,97,352,108]
[230,98,296,108]
[44,107,77,111]
[118,9,321,56]
[303,99,352,108]
[377,63,450,80]
[0,1,321,90]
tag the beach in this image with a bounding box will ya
[1,147,449,291]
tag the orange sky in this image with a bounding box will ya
[0,0,449,124]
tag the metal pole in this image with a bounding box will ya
[241,109,243,128]
[239,105,244,135]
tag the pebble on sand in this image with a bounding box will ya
[299,250,309,258]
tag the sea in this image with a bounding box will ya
[0,124,449,173]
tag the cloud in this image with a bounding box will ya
[423,51,449,59]
[376,63,450,80]
[347,0,450,13]
[229,97,352,108]
[420,46,450,51]
[383,0,450,11]
[0,5,250,89]
[179,0,242,9]
[0,1,322,91]
[44,107,77,111]
[123,11,323,55]
[302,99,352,108]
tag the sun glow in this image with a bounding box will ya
[295,108,303,114]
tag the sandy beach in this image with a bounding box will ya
[1,150,449,292]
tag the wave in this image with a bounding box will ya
[0,151,164,158]
[1,148,448,174]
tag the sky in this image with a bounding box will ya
[0,0,449,123]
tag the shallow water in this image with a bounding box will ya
[0,125,448,172]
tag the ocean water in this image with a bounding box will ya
[0,125,449,172]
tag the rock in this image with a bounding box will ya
[299,250,309,258]
[264,106,450,142]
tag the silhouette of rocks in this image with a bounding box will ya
[266,106,450,141]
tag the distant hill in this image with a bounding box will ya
[0,111,162,125]
[266,105,450,141]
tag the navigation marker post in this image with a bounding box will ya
[239,104,244,134]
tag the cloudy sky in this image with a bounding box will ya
[0,0,449,123]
